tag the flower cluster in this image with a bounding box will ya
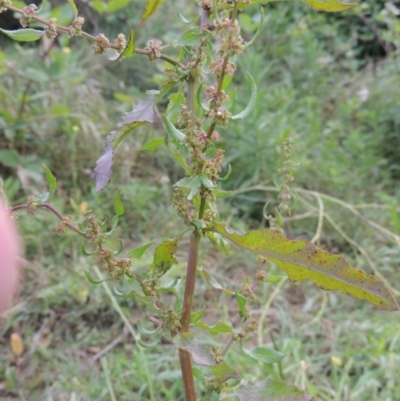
[145,39,162,61]
[68,17,84,38]
[83,211,131,279]
[20,3,37,28]
[46,18,57,40]
[93,34,110,55]
[162,308,182,336]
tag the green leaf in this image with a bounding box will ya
[84,270,105,285]
[42,164,57,194]
[118,30,135,61]
[235,293,247,316]
[166,92,186,123]
[202,270,233,295]
[243,346,285,364]
[243,7,264,50]
[193,321,233,336]
[207,232,231,257]
[37,0,47,14]
[172,28,202,47]
[200,175,216,189]
[104,48,120,61]
[113,190,124,216]
[94,91,157,191]
[0,149,20,167]
[213,189,232,198]
[140,137,165,152]
[151,238,179,275]
[223,379,313,401]
[128,242,154,259]
[66,0,78,16]
[174,333,216,366]
[300,0,357,12]
[162,115,186,145]
[212,223,400,311]
[231,72,257,120]
[0,28,44,42]
[106,0,129,12]
[175,175,202,200]
[141,0,165,25]
[190,306,205,323]
[137,321,161,335]
[233,0,357,12]
[209,361,241,382]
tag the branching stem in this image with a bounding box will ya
[10,203,87,238]
[4,4,181,67]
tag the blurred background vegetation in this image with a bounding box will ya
[0,0,400,400]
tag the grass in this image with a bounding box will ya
[1,2,400,400]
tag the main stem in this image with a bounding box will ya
[178,78,205,401]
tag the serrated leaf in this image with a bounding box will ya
[193,321,233,336]
[113,190,124,216]
[141,0,165,25]
[94,91,157,191]
[0,28,44,42]
[128,242,154,259]
[224,379,313,401]
[190,306,205,323]
[174,333,216,366]
[243,346,285,364]
[212,223,400,311]
[209,361,240,382]
[231,72,257,120]
[66,0,78,16]
[163,114,186,145]
[118,30,135,61]
[84,270,105,285]
[175,175,202,200]
[42,164,57,194]
[151,238,179,275]
[140,137,165,152]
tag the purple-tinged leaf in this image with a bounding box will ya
[212,223,399,311]
[94,91,157,191]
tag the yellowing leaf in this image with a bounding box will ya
[212,223,399,311]
[10,333,24,357]
[234,0,357,12]
[300,0,357,12]
[141,0,165,25]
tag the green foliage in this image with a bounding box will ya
[0,0,399,399]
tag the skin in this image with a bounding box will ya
[0,201,21,314]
